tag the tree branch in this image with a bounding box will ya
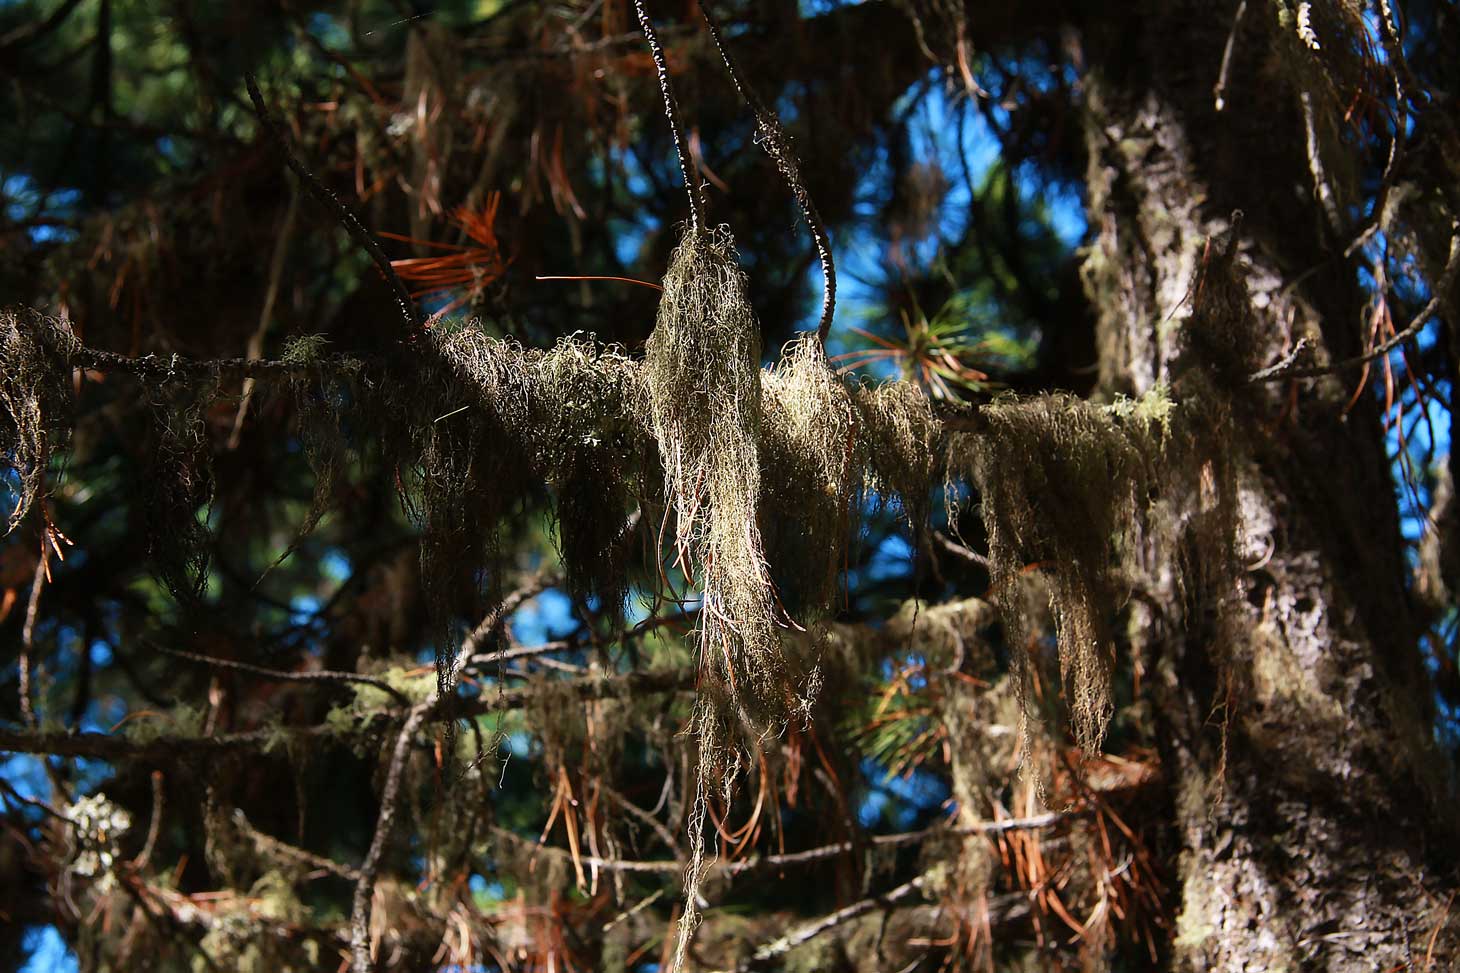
[633,0,705,234]
[243,73,422,340]
[0,668,695,761]
[350,702,431,973]
[69,343,359,380]
[495,811,1070,877]
[738,872,930,970]
[698,1,836,348]
[152,642,413,707]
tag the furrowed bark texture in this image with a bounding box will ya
[1081,2,1458,968]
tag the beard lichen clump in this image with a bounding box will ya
[645,225,814,970]
[429,323,647,616]
[852,378,943,533]
[760,333,859,619]
[958,393,1149,755]
[142,379,221,603]
[0,310,79,534]
[403,321,649,703]
[959,384,1240,759]
[645,225,796,730]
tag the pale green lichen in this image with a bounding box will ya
[954,382,1238,758]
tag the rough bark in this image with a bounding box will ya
[1080,2,1459,969]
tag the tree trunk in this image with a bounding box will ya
[1079,2,1459,968]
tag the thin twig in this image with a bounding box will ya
[1345,0,1410,260]
[497,812,1070,877]
[19,537,50,728]
[0,776,71,823]
[134,770,165,870]
[467,641,581,670]
[1212,0,1246,112]
[935,530,990,567]
[1300,88,1343,235]
[632,0,705,234]
[699,1,837,347]
[454,571,562,670]
[603,888,666,934]
[151,642,414,707]
[603,784,681,852]
[724,811,1068,874]
[464,603,695,672]
[244,73,422,339]
[229,186,301,449]
[0,0,85,50]
[739,872,930,969]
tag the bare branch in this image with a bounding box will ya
[633,0,705,234]
[19,537,48,728]
[134,770,164,869]
[451,569,563,681]
[739,872,930,969]
[350,702,432,973]
[243,73,422,340]
[735,872,1029,971]
[229,186,301,448]
[1212,0,1247,112]
[234,807,361,882]
[0,776,70,823]
[935,530,990,568]
[497,812,1070,877]
[0,668,694,760]
[699,1,837,347]
[152,642,414,707]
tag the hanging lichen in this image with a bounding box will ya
[0,310,78,533]
[642,224,805,970]
[852,377,943,534]
[397,339,516,700]
[645,225,795,729]
[956,393,1151,755]
[954,376,1240,761]
[760,333,860,619]
[142,379,220,603]
[428,324,650,613]
[254,339,361,578]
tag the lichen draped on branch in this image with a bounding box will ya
[645,226,797,731]
[0,310,78,534]
[952,384,1239,760]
